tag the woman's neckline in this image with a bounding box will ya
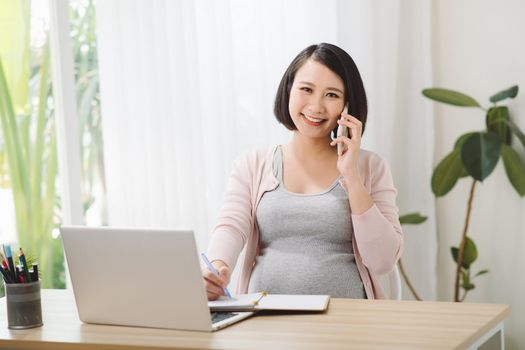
[277,145,342,197]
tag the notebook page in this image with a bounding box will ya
[256,294,329,311]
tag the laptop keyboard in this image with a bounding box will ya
[211,312,238,324]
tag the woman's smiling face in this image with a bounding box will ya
[288,59,346,140]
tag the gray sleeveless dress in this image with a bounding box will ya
[248,146,366,298]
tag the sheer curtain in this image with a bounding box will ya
[96,0,436,300]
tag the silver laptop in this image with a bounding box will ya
[60,226,254,331]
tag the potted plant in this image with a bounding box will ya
[422,85,525,301]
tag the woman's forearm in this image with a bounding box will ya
[344,173,374,215]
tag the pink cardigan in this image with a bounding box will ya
[207,145,403,299]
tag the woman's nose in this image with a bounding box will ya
[307,96,325,115]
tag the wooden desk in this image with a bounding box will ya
[0,290,510,350]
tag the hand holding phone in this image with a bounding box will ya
[336,104,351,156]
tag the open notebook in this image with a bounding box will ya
[208,292,330,312]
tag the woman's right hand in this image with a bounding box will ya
[202,260,230,301]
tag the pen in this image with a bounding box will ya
[31,263,39,282]
[252,291,267,306]
[0,264,13,283]
[19,248,32,283]
[1,259,13,283]
[0,252,9,272]
[200,253,232,299]
[0,248,10,282]
[17,266,25,283]
[1,245,6,265]
[5,245,17,283]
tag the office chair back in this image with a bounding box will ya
[388,264,402,300]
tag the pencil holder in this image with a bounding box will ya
[5,280,43,329]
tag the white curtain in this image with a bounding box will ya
[96,0,436,300]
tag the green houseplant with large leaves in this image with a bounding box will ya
[0,1,104,298]
[423,85,525,302]
[0,1,61,292]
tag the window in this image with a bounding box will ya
[0,0,105,296]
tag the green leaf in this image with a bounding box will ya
[463,282,476,291]
[458,164,469,178]
[422,88,481,107]
[0,58,31,208]
[454,132,478,150]
[451,247,458,261]
[474,269,489,277]
[461,132,502,181]
[463,237,478,268]
[461,270,470,285]
[501,144,525,196]
[399,213,428,225]
[432,149,465,196]
[0,151,10,188]
[504,119,525,151]
[451,237,478,269]
[489,85,519,103]
[0,0,30,114]
[486,107,512,145]
[454,133,477,178]
[460,270,475,291]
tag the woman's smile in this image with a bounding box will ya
[301,113,327,126]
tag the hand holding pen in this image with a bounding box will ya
[201,253,232,300]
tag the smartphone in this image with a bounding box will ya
[336,104,351,155]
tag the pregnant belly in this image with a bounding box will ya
[248,249,365,298]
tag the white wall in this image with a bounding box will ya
[432,1,525,348]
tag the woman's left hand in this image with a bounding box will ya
[330,113,362,179]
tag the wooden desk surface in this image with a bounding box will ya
[0,289,510,350]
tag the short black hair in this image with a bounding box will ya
[273,43,368,136]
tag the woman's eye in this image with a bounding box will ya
[300,87,312,93]
[327,92,339,98]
